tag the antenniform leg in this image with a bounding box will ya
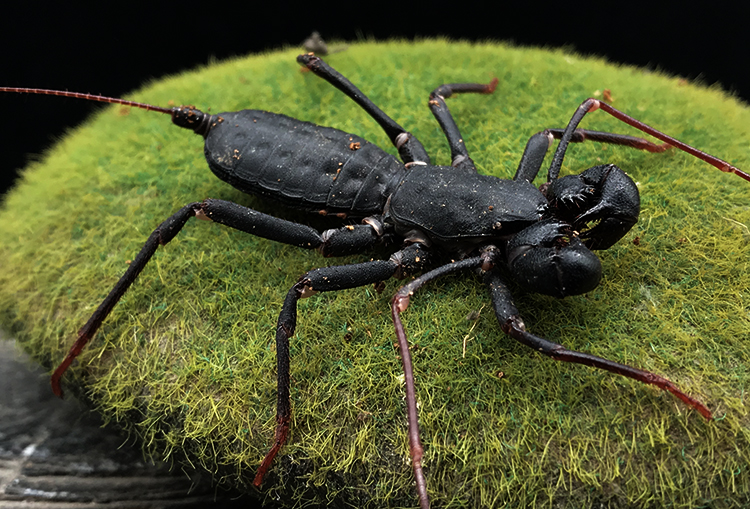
[297,54,430,164]
[547,98,750,182]
[391,249,496,509]
[51,198,386,397]
[513,128,670,183]
[253,243,432,487]
[427,79,498,171]
[513,129,646,250]
[483,269,712,419]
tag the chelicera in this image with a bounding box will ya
[3,53,748,509]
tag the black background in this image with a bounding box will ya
[2,4,748,196]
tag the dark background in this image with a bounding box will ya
[2,5,748,196]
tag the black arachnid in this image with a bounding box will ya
[3,52,747,508]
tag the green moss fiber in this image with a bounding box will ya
[1,40,749,508]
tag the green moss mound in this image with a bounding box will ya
[1,40,749,508]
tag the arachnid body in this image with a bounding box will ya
[1,42,750,500]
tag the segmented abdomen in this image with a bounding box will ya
[203,110,405,216]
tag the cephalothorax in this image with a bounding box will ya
[3,53,748,509]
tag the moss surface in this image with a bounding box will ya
[1,40,749,508]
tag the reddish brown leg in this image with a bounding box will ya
[548,98,750,182]
[50,203,200,396]
[391,254,488,509]
[484,270,712,420]
[51,198,381,397]
[253,244,431,487]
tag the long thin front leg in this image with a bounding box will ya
[483,270,712,419]
[547,127,671,152]
[427,79,498,171]
[297,53,430,164]
[548,98,749,182]
[514,127,670,183]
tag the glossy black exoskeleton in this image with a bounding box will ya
[4,53,748,509]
